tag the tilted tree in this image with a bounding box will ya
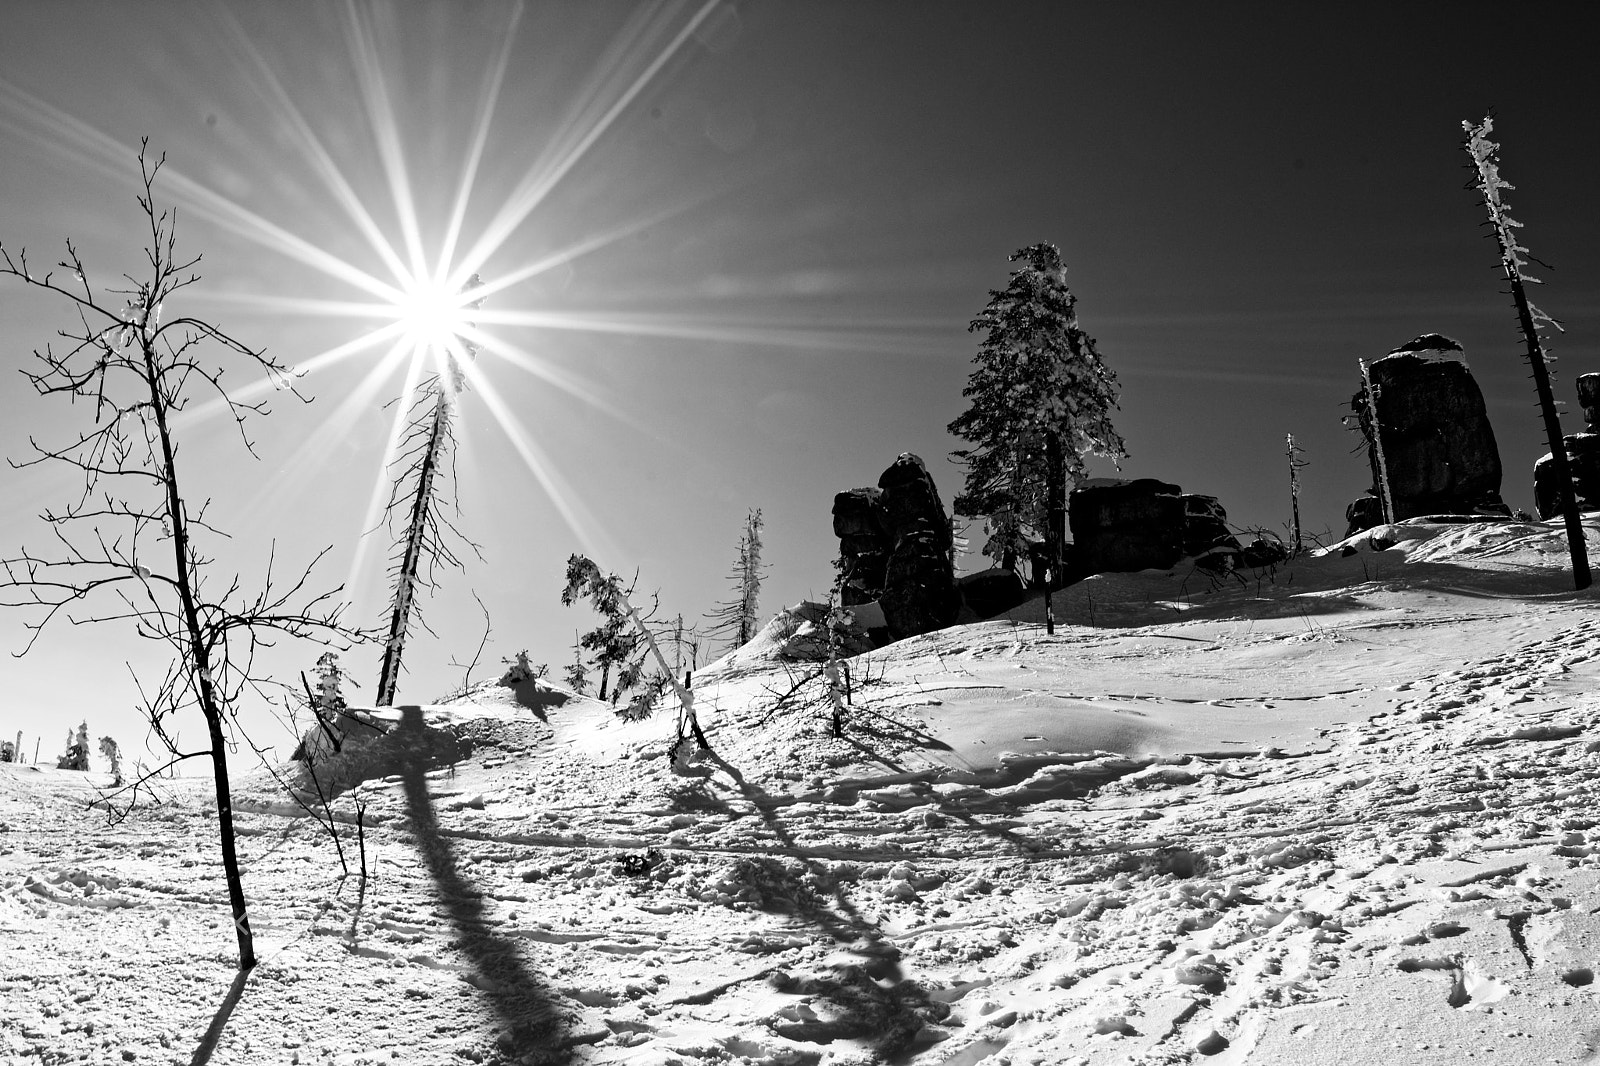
[948,243,1127,578]
[0,143,363,972]
[1463,115,1589,590]
[374,276,485,706]
[706,508,766,652]
[561,554,710,754]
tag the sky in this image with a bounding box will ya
[0,1,1597,767]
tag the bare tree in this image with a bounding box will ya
[1463,115,1590,589]
[374,277,484,706]
[706,508,766,652]
[0,142,366,972]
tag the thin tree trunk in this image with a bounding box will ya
[145,345,254,971]
[1507,272,1591,589]
[377,390,448,705]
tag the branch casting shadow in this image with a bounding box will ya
[395,706,568,1059]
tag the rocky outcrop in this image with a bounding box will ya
[1346,335,1509,535]
[876,454,960,641]
[832,488,890,607]
[957,568,1028,618]
[832,453,960,643]
[1068,480,1243,575]
[1533,374,1600,519]
[1069,479,1187,574]
[1182,494,1239,561]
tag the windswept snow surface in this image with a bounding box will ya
[6,517,1600,1065]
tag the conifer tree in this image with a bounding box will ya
[948,243,1126,578]
[563,631,589,695]
[707,508,766,651]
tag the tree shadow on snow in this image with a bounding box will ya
[394,706,569,1060]
[699,749,951,1060]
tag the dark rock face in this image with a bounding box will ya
[1535,432,1600,519]
[1067,481,1243,575]
[1238,536,1290,570]
[832,488,889,607]
[1533,376,1600,520]
[1069,479,1187,574]
[832,453,959,642]
[1346,338,1508,535]
[1345,495,1384,536]
[1579,374,1600,430]
[1182,494,1241,560]
[957,567,1027,619]
[876,454,960,641]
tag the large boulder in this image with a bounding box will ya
[832,487,890,607]
[830,454,959,642]
[1579,373,1600,431]
[1534,432,1600,519]
[876,454,960,640]
[1346,335,1508,534]
[1182,494,1241,560]
[957,568,1028,618]
[1069,478,1187,574]
[1534,375,1600,520]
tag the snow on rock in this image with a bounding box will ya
[5,517,1600,1064]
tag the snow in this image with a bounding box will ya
[6,516,1600,1064]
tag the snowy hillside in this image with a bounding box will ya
[5,516,1600,1065]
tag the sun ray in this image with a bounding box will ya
[453,325,611,412]
[212,5,414,289]
[435,2,524,278]
[341,0,428,283]
[345,338,438,598]
[0,73,402,305]
[461,190,720,306]
[171,320,408,432]
[230,337,414,532]
[456,357,620,565]
[468,307,948,357]
[452,0,723,284]
[187,292,402,319]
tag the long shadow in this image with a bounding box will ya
[188,967,251,1066]
[394,706,569,1059]
[700,748,957,1061]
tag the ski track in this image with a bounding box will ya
[6,528,1600,1065]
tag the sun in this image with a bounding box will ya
[393,273,479,359]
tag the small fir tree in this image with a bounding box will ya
[99,736,124,786]
[949,243,1127,578]
[562,631,589,695]
[707,508,766,651]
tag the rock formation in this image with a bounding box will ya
[832,488,890,608]
[1068,480,1245,576]
[1346,334,1509,535]
[832,453,960,643]
[1533,372,1600,519]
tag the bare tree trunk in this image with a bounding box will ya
[1509,271,1590,589]
[376,391,449,706]
[145,348,254,971]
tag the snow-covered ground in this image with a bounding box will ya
[6,517,1600,1066]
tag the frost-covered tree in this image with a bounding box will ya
[99,736,123,786]
[560,558,641,703]
[374,276,486,706]
[562,631,589,695]
[562,554,710,755]
[707,508,766,651]
[1463,115,1589,589]
[57,722,90,771]
[948,243,1126,576]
